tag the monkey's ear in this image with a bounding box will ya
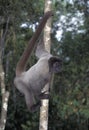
[48,57,62,73]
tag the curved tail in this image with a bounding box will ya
[16,11,53,76]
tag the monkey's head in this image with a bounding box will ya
[48,56,62,73]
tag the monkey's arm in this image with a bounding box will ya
[35,37,50,59]
[16,11,53,76]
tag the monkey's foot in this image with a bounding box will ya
[40,93,50,99]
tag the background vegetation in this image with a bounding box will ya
[0,0,89,130]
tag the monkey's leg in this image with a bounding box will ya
[25,89,41,112]
[25,89,35,112]
[31,92,49,111]
[30,91,50,111]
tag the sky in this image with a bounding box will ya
[56,11,84,41]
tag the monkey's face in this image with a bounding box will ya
[52,61,62,73]
[48,57,62,73]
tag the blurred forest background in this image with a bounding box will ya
[0,0,89,130]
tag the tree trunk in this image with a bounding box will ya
[0,18,10,130]
[39,0,52,130]
[0,51,10,130]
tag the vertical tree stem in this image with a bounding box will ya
[39,0,52,130]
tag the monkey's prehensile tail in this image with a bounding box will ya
[16,11,53,76]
